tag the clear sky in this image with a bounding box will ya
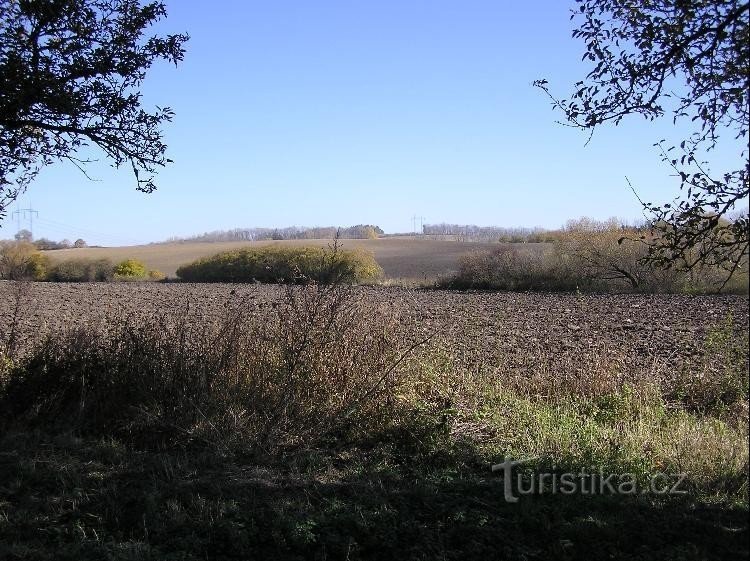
[1,0,742,245]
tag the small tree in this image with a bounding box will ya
[560,218,650,290]
[114,259,147,279]
[14,229,32,242]
[33,238,60,250]
[0,240,49,280]
[73,239,87,248]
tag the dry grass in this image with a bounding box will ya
[1,282,423,456]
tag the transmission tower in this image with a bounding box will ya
[11,206,39,238]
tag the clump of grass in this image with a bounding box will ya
[393,337,748,500]
[668,313,750,420]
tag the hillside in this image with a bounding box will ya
[43,237,515,281]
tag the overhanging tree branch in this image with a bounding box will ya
[0,0,188,221]
[534,0,749,289]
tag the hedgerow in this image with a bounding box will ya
[176,245,383,284]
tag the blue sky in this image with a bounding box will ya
[1,1,742,245]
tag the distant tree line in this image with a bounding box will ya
[421,222,655,243]
[164,225,384,243]
[422,224,559,243]
[8,230,87,249]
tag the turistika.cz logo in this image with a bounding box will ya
[491,458,688,503]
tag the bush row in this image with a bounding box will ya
[444,218,749,294]
[176,245,383,284]
[0,242,161,282]
[2,242,383,285]
[48,257,163,282]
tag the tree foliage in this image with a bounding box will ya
[0,239,48,279]
[114,257,146,278]
[535,0,749,285]
[0,0,188,220]
[176,246,384,285]
[13,228,31,242]
[165,225,385,243]
[47,256,114,281]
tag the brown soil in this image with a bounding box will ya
[2,282,747,376]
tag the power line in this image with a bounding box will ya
[411,214,425,235]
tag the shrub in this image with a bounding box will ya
[559,219,750,293]
[559,218,653,290]
[176,245,383,284]
[26,253,51,281]
[445,217,749,294]
[0,283,413,454]
[444,245,591,291]
[148,269,166,281]
[47,258,114,282]
[114,258,147,280]
[0,241,50,280]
